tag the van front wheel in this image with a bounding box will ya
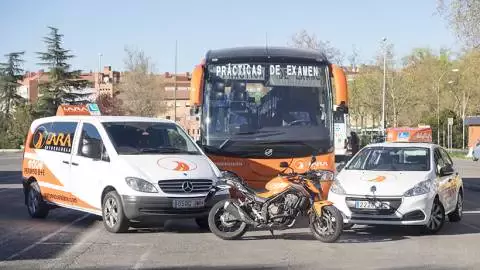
[102,191,129,233]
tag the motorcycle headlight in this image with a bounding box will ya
[403,180,433,197]
[219,170,244,187]
[125,177,158,193]
[330,179,346,195]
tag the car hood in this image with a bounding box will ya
[337,170,430,196]
[119,154,218,182]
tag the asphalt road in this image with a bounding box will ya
[1,152,480,270]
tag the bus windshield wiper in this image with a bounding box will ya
[138,147,198,154]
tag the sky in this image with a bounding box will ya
[0,0,459,73]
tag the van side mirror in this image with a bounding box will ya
[81,139,102,160]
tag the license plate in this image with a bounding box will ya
[355,200,390,209]
[172,198,205,209]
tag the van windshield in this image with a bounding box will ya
[102,122,201,155]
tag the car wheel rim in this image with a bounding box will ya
[427,202,443,230]
[28,189,38,214]
[104,198,119,228]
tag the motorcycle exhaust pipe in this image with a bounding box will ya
[224,200,257,225]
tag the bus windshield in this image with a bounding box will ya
[200,62,333,158]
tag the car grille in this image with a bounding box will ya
[157,179,213,194]
[346,197,402,215]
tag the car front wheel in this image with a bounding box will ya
[422,198,445,234]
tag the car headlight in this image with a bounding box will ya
[403,180,433,197]
[125,177,158,193]
[330,179,346,195]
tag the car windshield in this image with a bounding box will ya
[201,62,332,158]
[102,121,200,155]
[345,146,430,171]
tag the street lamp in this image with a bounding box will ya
[381,37,387,134]
[437,68,459,145]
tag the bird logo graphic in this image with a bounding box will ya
[368,176,386,182]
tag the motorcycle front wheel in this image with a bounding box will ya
[309,205,343,243]
[208,200,248,240]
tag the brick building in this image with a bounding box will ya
[17,66,120,103]
[157,72,200,141]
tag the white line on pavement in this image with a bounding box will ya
[463,210,480,214]
[461,222,480,232]
[6,213,90,261]
[133,246,152,270]
[0,226,37,247]
[45,223,104,269]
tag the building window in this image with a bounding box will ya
[187,129,190,134]
[166,116,171,120]
[175,117,181,122]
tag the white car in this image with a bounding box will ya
[330,142,464,234]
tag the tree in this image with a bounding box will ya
[117,47,167,117]
[438,0,480,48]
[96,93,125,116]
[0,52,25,117]
[289,30,344,64]
[35,26,91,117]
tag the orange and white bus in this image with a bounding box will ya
[189,47,348,194]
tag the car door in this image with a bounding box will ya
[439,148,458,212]
[70,122,111,213]
[433,148,451,211]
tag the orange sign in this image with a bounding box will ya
[56,104,101,116]
[386,127,432,143]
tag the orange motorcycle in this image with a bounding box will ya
[206,156,343,242]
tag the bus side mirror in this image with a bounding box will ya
[280,161,289,168]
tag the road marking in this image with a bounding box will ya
[133,247,152,270]
[6,213,90,261]
[463,210,480,214]
[0,226,37,247]
[461,222,480,231]
[0,184,23,189]
[44,224,103,269]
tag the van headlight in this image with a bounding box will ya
[330,179,346,195]
[125,177,158,193]
[403,180,433,197]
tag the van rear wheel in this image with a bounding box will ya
[102,191,130,233]
[26,181,49,218]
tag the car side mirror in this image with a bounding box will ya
[439,165,454,176]
[336,162,346,172]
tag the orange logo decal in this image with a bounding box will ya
[368,176,386,182]
[174,161,190,171]
[157,157,197,171]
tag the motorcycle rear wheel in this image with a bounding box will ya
[208,200,248,240]
[309,205,343,243]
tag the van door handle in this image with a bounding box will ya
[71,162,79,166]
[62,160,70,165]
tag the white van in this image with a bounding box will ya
[22,104,228,233]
